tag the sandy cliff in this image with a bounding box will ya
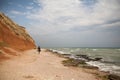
[0,12,36,51]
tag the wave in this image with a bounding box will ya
[86,61,120,75]
[49,48,120,75]
[49,49,66,54]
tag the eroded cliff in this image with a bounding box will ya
[0,12,36,51]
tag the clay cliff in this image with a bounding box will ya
[0,12,36,51]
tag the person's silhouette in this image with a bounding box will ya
[37,46,41,54]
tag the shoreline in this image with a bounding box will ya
[47,49,120,80]
[0,49,120,80]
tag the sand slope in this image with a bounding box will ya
[0,49,99,80]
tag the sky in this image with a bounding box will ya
[0,0,120,48]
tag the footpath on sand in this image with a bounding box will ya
[0,49,99,80]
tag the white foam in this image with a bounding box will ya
[86,61,120,75]
[50,49,65,54]
[92,49,97,51]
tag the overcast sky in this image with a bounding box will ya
[0,0,120,47]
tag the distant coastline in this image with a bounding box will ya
[43,47,120,49]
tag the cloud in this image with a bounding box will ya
[26,6,33,9]
[18,4,24,8]
[10,10,25,15]
[8,2,13,5]
[29,2,34,5]
[27,0,120,32]
[26,0,120,47]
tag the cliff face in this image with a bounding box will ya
[0,12,36,51]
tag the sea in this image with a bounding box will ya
[48,48,120,75]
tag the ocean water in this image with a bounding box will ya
[49,48,120,75]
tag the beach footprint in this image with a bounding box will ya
[23,75,40,80]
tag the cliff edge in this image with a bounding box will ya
[0,12,36,51]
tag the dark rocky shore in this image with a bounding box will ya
[47,49,120,80]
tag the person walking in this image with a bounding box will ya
[37,46,41,54]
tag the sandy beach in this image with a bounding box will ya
[0,49,101,80]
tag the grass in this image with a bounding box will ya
[61,56,120,80]
[94,73,120,80]
[62,58,99,69]
[93,72,109,80]
[62,58,86,67]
